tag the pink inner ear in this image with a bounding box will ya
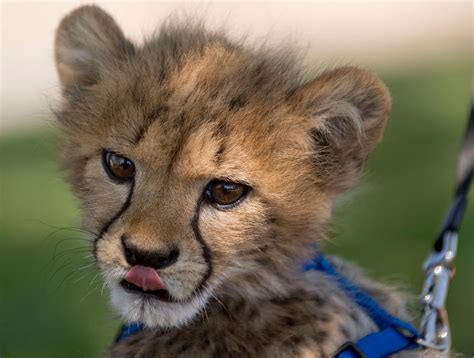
[125,265,165,292]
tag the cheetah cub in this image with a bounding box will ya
[54,5,444,358]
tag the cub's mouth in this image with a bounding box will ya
[120,265,176,302]
[120,280,174,302]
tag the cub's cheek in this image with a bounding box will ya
[201,219,271,253]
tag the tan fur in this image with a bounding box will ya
[54,5,447,357]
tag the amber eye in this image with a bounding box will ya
[102,151,135,182]
[205,180,250,208]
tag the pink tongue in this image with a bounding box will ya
[125,265,165,292]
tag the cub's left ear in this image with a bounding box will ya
[293,66,391,193]
[55,5,134,93]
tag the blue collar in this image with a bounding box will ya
[302,253,420,357]
[116,253,421,357]
[115,322,145,342]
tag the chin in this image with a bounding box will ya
[108,280,212,329]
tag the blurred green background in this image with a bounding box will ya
[1,61,473,357]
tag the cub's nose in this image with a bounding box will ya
[121,235,180,269]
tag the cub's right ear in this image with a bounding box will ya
[291,67,391,194]
[55,5,134,92]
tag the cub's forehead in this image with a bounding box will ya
[92,45,309,180]
[133,102,306,184]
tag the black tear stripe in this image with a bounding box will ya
[93,181,135,258]
[191,197,213,293]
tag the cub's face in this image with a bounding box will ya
[54,6,391,328]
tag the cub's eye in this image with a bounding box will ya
[205,180,250,208]
[102,151,135,182]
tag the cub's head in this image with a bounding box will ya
[54,5,391,328]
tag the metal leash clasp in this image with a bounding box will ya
[417,230,457,352]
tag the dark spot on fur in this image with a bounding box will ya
[215,142,226,164]
[312,328,328,343]
[349,309,360,323]
[311,294,324,306]
[213,120,228,138]
[316,311,330,323]
[340,325,351,339]
[231,299,246,313]
[255,256,269,267]
[200,338,210,350]
[290,336,303,345]
[248,306,258,318]
[165,337,175,348]
[270,297,286,305]
[283,316,297,327]
[266,216,278,224]
[147,105,169,122]
[282,335,303,349]
[229,95,248,110]
[132,124,150,145]
[175,341,191,354]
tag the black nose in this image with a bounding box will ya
[121,235,179,269]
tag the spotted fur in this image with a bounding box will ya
[54,5,448,357]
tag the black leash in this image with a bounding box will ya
[435,102,474,250]
[418,99,474,351]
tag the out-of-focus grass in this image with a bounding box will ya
[0,132,117,358]
[1,62,472,357]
